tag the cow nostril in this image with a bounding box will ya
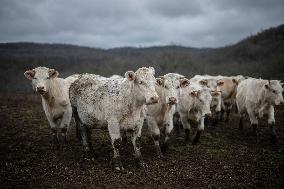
[206,112,212,117]
[169,97,176,101]
[150,96,159,103]
[37,86,45,92]
[169,97,177,103]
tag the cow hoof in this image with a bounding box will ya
[251,131,257,137]
[161,143,169,153]
[137,160,147,168]
[192,140,198,145]
[113,158,124,171]
[155,148,163,158]
[271,135,277,145]
[114,165,125,171]
[157,150,164,159]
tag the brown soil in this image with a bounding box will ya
[0,93,283,188]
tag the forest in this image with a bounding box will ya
[0,24,283,92]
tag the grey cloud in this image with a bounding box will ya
[0,0,283,48]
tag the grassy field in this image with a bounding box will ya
[0,93,283,188]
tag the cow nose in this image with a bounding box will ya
[205,112,212,117]
[37,86,45,93]
[37,86,44,91]
[150,96,159,104]
[168,97,177,104]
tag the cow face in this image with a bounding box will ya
[210,91,222,112]
[24,67,59,95]
[199,78,221,93]
[191,89,212,117]
[156,76,180,105]
[265,80,284,105]
[125,67,159,105]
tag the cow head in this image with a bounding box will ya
[125,67,159,105]
[190,88,212,117]
[210,90,222,112]
[156,75,182,105]
[264,80,284,106]
[24,67,59,95]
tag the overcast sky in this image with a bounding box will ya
[0,0,283,49]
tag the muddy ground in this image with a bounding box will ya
[0,93,283,188]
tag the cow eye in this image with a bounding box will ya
[139,81,143,84]
[34,77,37,80]
[272,90,276,94]
[176,86,180,89]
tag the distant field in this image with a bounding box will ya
[0,93,284,188]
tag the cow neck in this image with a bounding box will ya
[41,78,61,107]
[258,86,269,107]
[227,84,237,99]
[121,80,143,110]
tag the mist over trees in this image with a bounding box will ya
[0,24,283,92]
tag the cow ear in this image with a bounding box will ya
[149,67,155,75]
[217,80,224,86]
[210,91,220,96]
[190,91,198,97]
[125,71,135,81]
[24,69,35,80]
[199,80,207,86]
[49,69,59,78]
[179,78,190,88]
[156,78,164,86]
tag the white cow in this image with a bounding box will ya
[69,67,159,170]
[190,75,222,126]
[177,79,212,145]
[24,67,78,146]
[216,75,245,122]
[236,78,284,143]
[145,73,184,157]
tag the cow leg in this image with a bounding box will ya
[51,128,59,148]
[121,130,127,145]
[60,127,68,146]
[225,108,231,123]
[193,117,205,145]
[174,123,181,139]
[162,115,174,153]
[212,111,220,127]
[131,126,146,168]
[239,116,244,130]
[268,106,277,144]
[108,121,124,171]
[72,106,82,141]
[80,124,91,152]
[58,106,72,146]
[173,113,181,138]
[248,110,258,136]
[219,109,224,121]
[180,115,191,146]
[147,118,162,158]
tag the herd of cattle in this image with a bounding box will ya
[24,66,284,170]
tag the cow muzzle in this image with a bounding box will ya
[204,112,212,118]
[167,97,177,105]
[36,86,46,95]
[146,96,159,105]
